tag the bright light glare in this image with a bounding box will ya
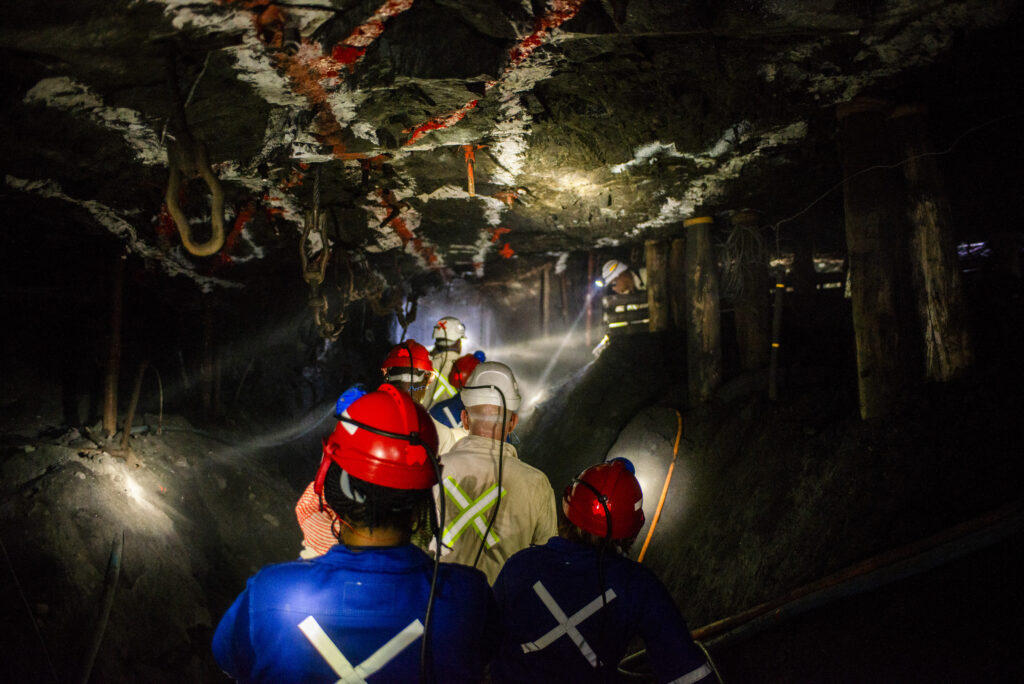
[594,279,604,287]
[125,475,146,503]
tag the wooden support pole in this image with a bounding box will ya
[768,282,785,401]
[730,210,771,370]
[120,361,149,451]
[889,105,974,381]
[540,263,552,337]
[102,253,125,438]
[645,239,670,332]
[559,272,569,327]
[684,216,722,406]
[669,238,687,330]
[836,97,908,420]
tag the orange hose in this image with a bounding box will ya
[637,409,682,562]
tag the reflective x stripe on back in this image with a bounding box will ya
[298,616,423,684]
[432,373,456,400]
[442,405,459,427]
[520,581,617,668]
[442,477,506,548]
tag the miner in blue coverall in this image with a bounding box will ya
[491,458,716,684]
[212,384,497,683]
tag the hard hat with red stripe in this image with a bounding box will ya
[381,341,434,375]
[448,352,484,390]
[432,316,466,342]
[563,458,644,540]
[314,384,439,494]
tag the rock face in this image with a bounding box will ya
[2,0,1022,297]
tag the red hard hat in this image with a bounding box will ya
[314,384,439,493]
[563,459,645,540]
[381,341,434,374]
[448,354,483,390]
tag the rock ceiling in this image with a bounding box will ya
[1,0,1020,298]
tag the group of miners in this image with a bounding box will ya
[212,315,715,683]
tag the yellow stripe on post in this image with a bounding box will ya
[683,216,714,227]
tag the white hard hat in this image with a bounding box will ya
[432,316,466,342]
[461,361,522,412]
[601,260,628,285]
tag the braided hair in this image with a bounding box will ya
[322,462,434,537]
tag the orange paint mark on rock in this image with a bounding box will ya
[404,100,479,146]
[493,190,518,206]
[239,0,415,159]
[401,0,584,146]
[509,0,585,66]
[499,243,515,259]
[488,226,511,243]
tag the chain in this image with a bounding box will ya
[299,165,346,340]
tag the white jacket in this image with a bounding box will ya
[426,348,460,408]
[435,435,557,584]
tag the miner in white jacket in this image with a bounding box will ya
[436,361,558,584]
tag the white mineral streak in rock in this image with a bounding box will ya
[610,142,685,174]
[228,35,307,107]
[471,231,497,276]
[554,252,569,275]
[5,175,240,292]
[349,120,379,145]
[247,108,295,172]
[489,61,554,188]
[480,196,506,227]
[216,161,304,228]
[767,1,1009,102]
[417,185,471,202]
[634,121,808,232]
[24,77,165,167]
[414,182,505,226]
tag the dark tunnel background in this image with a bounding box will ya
[3,7,1024,684]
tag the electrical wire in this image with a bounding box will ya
[637,410,683,563]
[462,383,507,570]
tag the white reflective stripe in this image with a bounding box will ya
[351,620,424,682]
[298,616,423,684]
[340,410,357,435]
[433,374,455,399]
[668,662,714,684]
[298,616,358,680]
[442,406,458,427]
[520,581,616,668]
[442,479,503,547]
[442,479,499,547]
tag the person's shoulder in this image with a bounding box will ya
[495,540,555,583]
[245,557,321,595]
[509,456,553,487]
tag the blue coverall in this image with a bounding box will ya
[429,394,465,428]
[492,536,714,683]
[213,544,496,683]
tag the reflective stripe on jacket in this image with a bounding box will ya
[435,435,557,584]
[492,537,713,684]
[213,544,497,683]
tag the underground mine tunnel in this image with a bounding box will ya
[2,1,1024,682]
